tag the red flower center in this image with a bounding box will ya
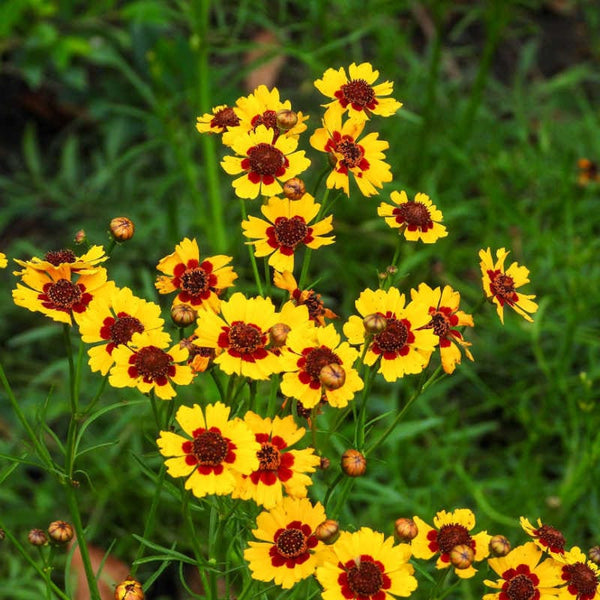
[257,442,282,471]
[192,431,229,466]
[533,524,566,554]
[109,314,144,346]
[270,216,310,252]
[270,521,316,567]
[372,316,415,357]
[503,572,539,600]
[133,346,173,381]
[44,249,76,265]
[488,272,518,306]
[181,267,210,297]
[227,322,264,354]
[303,346,342,381]
[251,110,278,131]
[210,106,240,131]
[247,143,286,177]
[393,201,433,231]
[337,78,376,111]
[346,559,384,597]
[46,279,82,309]
[435,523,473,554]
[337,138,365,169]
[562,562,598,600]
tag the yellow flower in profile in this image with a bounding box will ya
[242,194,334,273]
[520,517,567,558]
[343,287,437,382]
[555,546,600,600]
[280,323,363,409]
[244,496,329,589]
[221,124,310,199]
[78,285,170,375]
[194,292,282,380]
[410,283,474,374]
[315,62,403,121]
[157,402,260,498]
[12,245,107,275]
[378,191,447,243]
[411,509,491,579]
[12,264,111,325]
[0,252,7,269]
[479,248,538,323]
[484,542,563,600]
[155,238,237,311]
[316,527,417,600]
[196,104,240,135]
[109,332,193,400]
[309,111,392,197]
[232,412,320,508]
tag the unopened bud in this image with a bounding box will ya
[450,544,474,570]
[270,323,291,347]
[115,578,145,600]
[489,535,511,557]
[386,265,398,275]
[315,520,340,544]
[28,528,48,546]
[589,545,600,565]
[48,520,74,544]
[319,363,346,390]
[74,229,86,244]
[276,109,298,131]
[319,457,330,470]
[171,303,197,327]
[0,529,5,541]
[363,313,387,334]
[283,177,306,200]
[341,449,366,477]
[394,518,418,542]
[110,217,135,242]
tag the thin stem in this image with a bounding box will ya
[210,369,226,402]
[239,198,264,295]
[62,324,77,414]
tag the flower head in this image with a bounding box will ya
[196,104,241,135]
[13,245,107,275]
[315,62,403,121]
[520,518,567,558]
[577,158,600,186]
[316,527,418,600]
[242,194,334,272]
[310,111,392,197]
[179,334,216,374]
[557,546,600,600]
[157,402,259,498]
[479,248,538,323]
[412,509,491,579]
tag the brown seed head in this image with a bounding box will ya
[450,544,475,570]
[394,518,418,542]
[276,109,298,131]
[314,519,340,545]
[589,545,600,565]
[171,303,197,327]
[319,363,346,390]
[489,535,511,557]
[283,177,306,200]
[110,217,135,242]
[28,528,48,546]
[270,322,291,347]
[341,449,366,477]
[114,578,145,600]
[48,520,74,544]
[363,313,387,334]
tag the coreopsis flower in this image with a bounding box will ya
[0,253,7,269]
[280,323,363,409]
[179,334,216,374]
[12,264,111,325]
[274,270,338,326]
[316,527,418,600]
[157,402,260,498]
[378,190,448,243]
[483,542,564,600]
[155,238,237,311]
[194,292,282,380]
[221,124,310,199]
[412,509,491,579]
[556,546,600,600]
[232,412,320,508]
[78,285,170,375]
[241,194,334,272]
[12,245,107,275]
[479,248,538,324]
[196,104,240,135]
[343,287,437,382]
[109,332,193,400]
[577,158,600,186]
[222,85,309,146]
[410,283,474,374]
[310,111,392,197]
[314,62,403,121]
[520,517,567,558]
[244,497,329,589]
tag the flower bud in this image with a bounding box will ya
[276,109,298,131]
[589,545,600,566]
[450,544,474,570]
[48,520,74,544]
[270,323,291,347]
[74,229,87,244]
[314,520,340,544]
[283,177,306,200]
[394,518,418,542]
[28,528,48,546]
[0,529,5,541]
[489,535,511,557]
[319,363,346,390]
[319,457,330,470]
[110,217,135,242]
[386,265,398,275]
[363,313,387,334]
[171,303,197,327]
[341,449,366,477]
[114,578,145,600]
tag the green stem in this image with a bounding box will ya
[355,366,376,450]
[239,198,264,295]
[62,325,77,414]
[210,369,226,402]
[182,492,212,596]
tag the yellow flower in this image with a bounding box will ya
[244,496,329,589]
[310,111,392,197]
[155,238,237,311]
[479,248,538,323]
[231,412,320,508]
[316,527,417,600]
[196,104,240,135]
[0,252,7,269]
[484,542,564,600]
[343,287,437,382]
[378,190,447,243]
[157,402,260,498]
[78,285,170,375]
[280,323,363,409]
[411,509,491,579]
[109,332,193,400]
[555,546,600,600]
[410,283,474,374]
[314,62,403,121]
[242,194,334,273]
[179,335,216,374]
[13,245,107,275]
[12,264,111,325]
[520,517,567,558]
[221,124,310,199]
